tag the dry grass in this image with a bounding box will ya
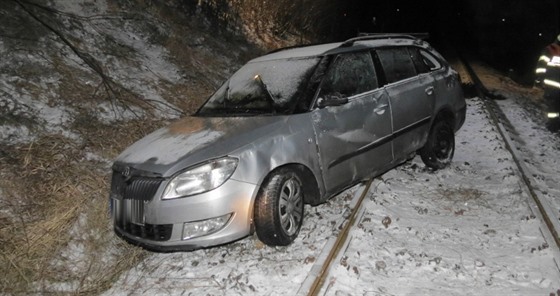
[0,1,264,294]
[0,120,153,294]
[0,35,176,289]
[0,135,83,293]
[470,62,544,102]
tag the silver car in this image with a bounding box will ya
[110,34,466,251]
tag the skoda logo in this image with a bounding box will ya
[122,166,131,178]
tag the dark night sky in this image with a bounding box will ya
[336,0,559,83]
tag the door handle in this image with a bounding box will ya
[374,104,388,115]
[425,86,434,95]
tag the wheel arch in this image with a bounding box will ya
[433,107,456,128]
[256,163,322,207]
[251,163,320,245]
[419,107,457,170]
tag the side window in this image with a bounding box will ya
[409,48,430,74]
[319,52,378,98]
[377,48,417,83]
[419,49,442,71]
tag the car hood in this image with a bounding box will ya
[115,115,287,176]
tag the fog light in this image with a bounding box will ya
[547,112,560,119]
[182,214,232,240]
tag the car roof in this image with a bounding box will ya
[251,43,341,62]
[251,34,429,63]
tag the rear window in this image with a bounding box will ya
[376,48,417,83]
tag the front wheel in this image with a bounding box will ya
[419,120,455,170]
[254,168,304,246]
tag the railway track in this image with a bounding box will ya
[298,179,374,296]
[460,57,560,250]
[295,58,560,296]
[106,57,560,296]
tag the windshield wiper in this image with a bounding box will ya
[253,74,276,113]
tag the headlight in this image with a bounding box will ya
[162,157,238,199]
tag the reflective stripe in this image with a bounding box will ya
[536,68,547,74]
[547,112,560,119]
[544,79,560,89]
[539,55,551,63]
[548,56,560,67]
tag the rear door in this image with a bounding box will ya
[415,48,456,111]
[311,51,393,196]
[375,47,435,160]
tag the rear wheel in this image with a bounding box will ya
[419,120,455,170]
[254,168,304,246]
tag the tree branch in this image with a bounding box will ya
[12,0,184,117]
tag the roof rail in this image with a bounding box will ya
[341,33,429,47]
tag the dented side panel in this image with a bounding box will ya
[311,89,393,197]
[228,113,326,199]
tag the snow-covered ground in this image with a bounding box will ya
[104,95,560,295]
[0,2,257,293]
[321,97,560,295]
[475,65,560,237]
[496,97,560,234]
[2,1,559,294]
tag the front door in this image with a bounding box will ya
[311,51,393,196]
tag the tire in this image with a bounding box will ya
[419,120,455,170]
[254,168,304,246]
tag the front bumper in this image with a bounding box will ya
[111,179,258,251]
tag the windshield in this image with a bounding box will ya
[197,57,320,116]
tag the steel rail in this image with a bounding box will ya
[297,178,374,296]
[459,56,560,251]
[297,56,560,296]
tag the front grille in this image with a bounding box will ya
[111,171,163,201]
[122,223,172,241]
[115,221,173,242]
[111,169,170,241]
[124,178,162,201]
[113,198,172,241]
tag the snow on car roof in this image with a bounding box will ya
[251,38,425,63]
[251,42,341,62]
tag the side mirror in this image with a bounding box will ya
[316,93,349,108]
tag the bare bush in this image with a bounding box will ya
[12,0,184,118]
[0,0,257,293]
[196,0,344,48]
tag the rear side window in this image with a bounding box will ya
[419,49,442,71]
[319,52,378,98]
[377,48,417,83]
[409,48,430,74]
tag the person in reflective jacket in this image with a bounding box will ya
[536,34,560,131]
